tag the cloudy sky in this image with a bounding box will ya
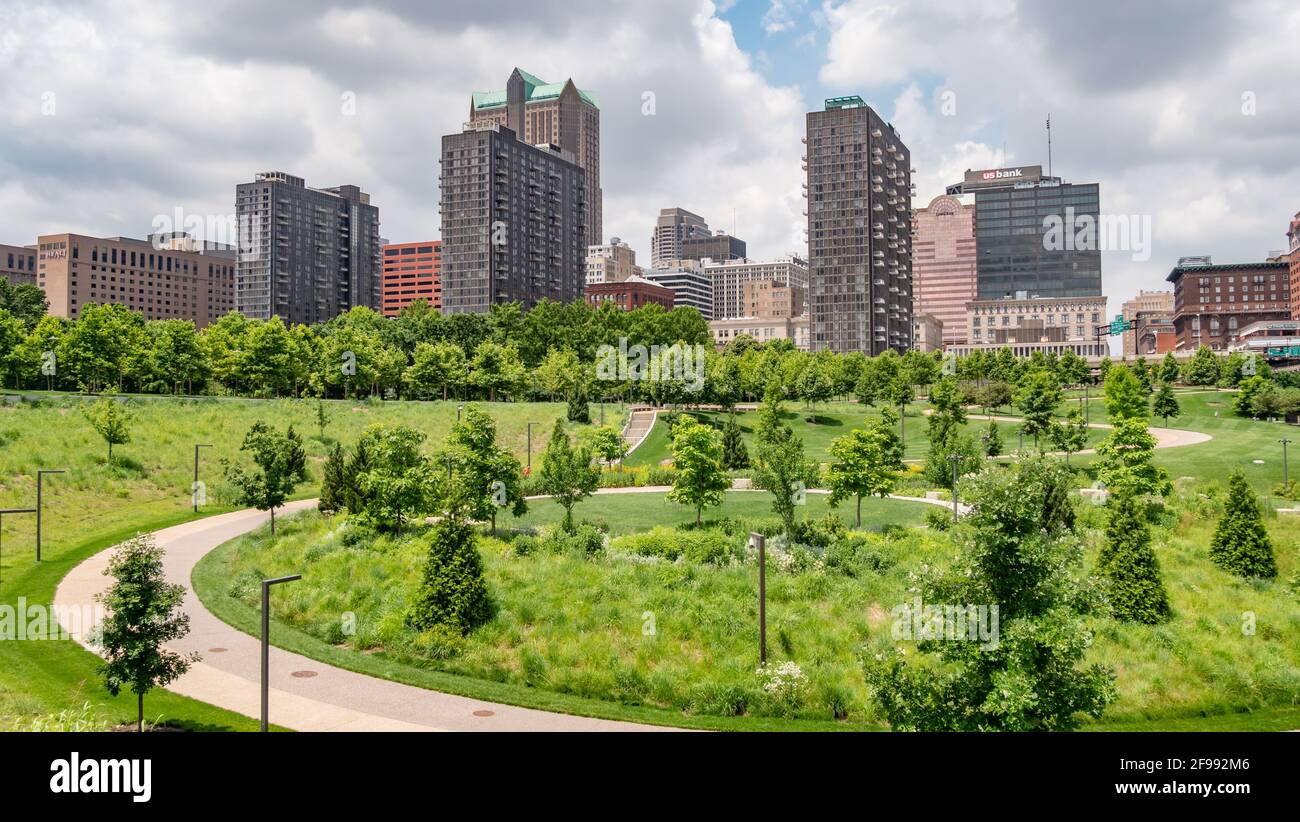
[2,0,1298,314]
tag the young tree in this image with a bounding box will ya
[927,375,967,445]
[1095,417,1171,497]
[720,412,749,470]
[355,424,439,534]
[223,421,309,534]
[315,398,331,440]
[924,428,982,489]
[1151,382,1180,427]
[407,509,495,635]
[83,396,133,462]
[1209,470,1278,579]
[1182,345,1220,386]
[318,442,348,515]
[566,384,591,423]
[470,340,526,402]
[538,421,600,533]
[1014,370,1061,451]
[1103,365,1149,421]
[753,425,811,537]
[94,535,197,732]
[827,418,905,526]
[1050,407,1089,463]
[448,407,526,534]
[863,459,1116,731]
[983,418,1002,457]
[1158,351,1180,384]
[589,425,630,471]
[1097,489,1172,624]
[667,417,730,525]
[976,380,1014,416]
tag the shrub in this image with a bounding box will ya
[756,661,809,719]
[1210,470,1278,579]
[407,513,495,635]
[611,526,740,566]
[924,507,953,531]
[688,681,754,717]
[822,533,892,576]
[540,522,606,557]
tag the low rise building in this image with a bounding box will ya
[912,312,944,353]
[584,275,674,311]
[1167,257,1291,351]
[710,315,810,350]
[1,243,38,286]
[741,279,803,319]
[705,256,808,320]
[951,293,1108,358]
[585,238,639,285]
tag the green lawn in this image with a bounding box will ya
[0,394,618,730]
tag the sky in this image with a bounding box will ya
[2,0,1298,318]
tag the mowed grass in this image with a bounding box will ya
[197,486,1300,730]
[625,402,1106,468]
[0,394,617,730]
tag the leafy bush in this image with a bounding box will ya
[756,662,809,719]
[610,526,741,566]
[822,532,893,577]
[539,522,606,557]
[925,507,953,531]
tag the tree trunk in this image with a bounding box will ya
[270,507,276,535]
[856,495,862,527]
[696,506,702,526]
[137,692,143,733]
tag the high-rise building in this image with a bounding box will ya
[947,165,1101,301]
[470,68,601,249]
[912,194,976,346]
[235,172,381,324]
[681,231,746,263]
[805,96,913,354]
[1,243,37,286]
[705,256,809,321]
[1119,290,1174,357]
[1167,257,1291,351]
[439,122,587,314]
[1287,212,1300,321]
[641,261,713,319]
[585,238,639,285]
[381,241,441,317]
[651,208,711,268]
[35,232,235,327]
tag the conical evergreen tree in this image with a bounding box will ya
[407,508,495,634]
[318,442,348,515]
[1210,470,1278,578]
[566,386,590,423]
[1097,489,1172,624]
[720,412,749,470]
[983,418,1002,457]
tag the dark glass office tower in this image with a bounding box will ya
[961,167,1101,300]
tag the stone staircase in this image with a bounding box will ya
[621,407,658,456]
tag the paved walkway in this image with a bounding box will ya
[54,501,667,732]
[958,412,1212,456]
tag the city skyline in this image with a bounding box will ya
[1,0,1298,324]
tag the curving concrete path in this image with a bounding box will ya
[931,411,1212,458]
[54,501,668,732]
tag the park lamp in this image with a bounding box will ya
[261,574,302,732]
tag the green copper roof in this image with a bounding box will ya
[825,95,866,110]
[472,70,599,111]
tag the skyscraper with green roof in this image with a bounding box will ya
[470,68,602,248]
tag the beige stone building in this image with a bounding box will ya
[1,242,38,286]
[1120,290,1174,357]
[585,238,640,285]
[741,279,804,319]
[711,315,810,350]
[35,232,236,328]
[912,312,944,352]
[705,256,808,320]
[952,293,1109,358]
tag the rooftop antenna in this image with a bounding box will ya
[1046,113,1053,178]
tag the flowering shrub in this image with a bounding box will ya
[757,661,809,719]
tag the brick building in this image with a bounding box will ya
[1166,257,1291,351]
[381,241,441,316]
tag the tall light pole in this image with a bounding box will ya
[948,453,960,522]
[36,469,65,562]
[1281,437,1293,489]
[526,422,534,471]
[750,533,767,665]
[1084,382,1090,426]
[261,574,301,732]
[193,444,212,513]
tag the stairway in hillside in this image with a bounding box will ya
[621,408,658,455]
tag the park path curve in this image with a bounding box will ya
[943,412,1212,457]
[53,501,669,732]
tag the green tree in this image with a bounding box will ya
[1050,407,1089,462]
[924,428,982,489]
[1097,489,1172,624]
[566,384,591,423]
[720,412,749,470]
[753,425,811,537]
[222,421,309,534]
[448,407,526,534]
[1095,417,1171,497]
[589,425,629,471]
[1233,375,1269,418]
[1182,345,1220,386]
[0,279,47,329]
[355,424,439,534]
[471,340,526,401]
[1158,352,1180,384]
[1103,365,1149,421]
[1014,370,1062,451]
[538,421,600,533]
[93,534,197,731]
[1209,470,1278,579]
[0,309,27,388]
[404,341,468,401]
[407,510,495,635]
[151,319,208,394]
[983,418,1002,457]
[667,417,730,525]
[863,459,1116,731]
[1151,382,1180,426]
[82,396,133,461]
[314,398,331,440]
[827,418,905,526]
[318,442,348,515]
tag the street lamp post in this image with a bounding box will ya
[36,469,65,562]
[261,574,302,732]
[1281,438,1293,489]
[1084,382,1090,426]
[193,444,212,514]
[750,533,767,665]
[526,422,534,471]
